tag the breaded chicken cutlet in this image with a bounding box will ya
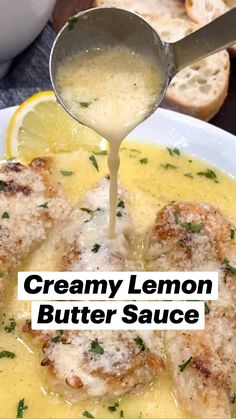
[21,180,236,413]
[23,177,165,401]
[0,158,70,305]
[58,176,134,271]
[146,202,236,419]
[23,327,164,402]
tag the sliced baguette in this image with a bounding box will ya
[185,0,228,24]
[165,50,230,120]
[224,0,236,6]
[185,0,236,56]
[146,16,193,41]
[225,0,236,56]
[93,0,187,19]
[148,17,230,121]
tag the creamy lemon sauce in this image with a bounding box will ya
[1,141,236,418]
[55,47,164,237]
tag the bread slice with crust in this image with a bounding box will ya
[147,16,193,41]
[147,16,230,121]
[185,0,236,56]
[225,0,236,6]
[93,0,187,19]
[185,0,228,23]
[166,50,230,120]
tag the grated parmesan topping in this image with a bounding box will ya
[146,201,236,418]
[0,160,71,303]
[42,329,164,400]
[60,177,135,272]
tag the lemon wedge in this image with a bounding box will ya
[6,91,107,163]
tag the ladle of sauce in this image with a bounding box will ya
[50,7,236,238]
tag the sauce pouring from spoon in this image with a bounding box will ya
[50,7,236,238]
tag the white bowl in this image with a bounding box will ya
[0,106,235,179]
[0,0,56,79]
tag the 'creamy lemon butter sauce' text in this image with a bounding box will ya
[55,46,164,237]
[1,142,236,418]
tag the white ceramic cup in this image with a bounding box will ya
[0,0,56,79]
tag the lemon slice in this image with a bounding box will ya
[6,91,107,163]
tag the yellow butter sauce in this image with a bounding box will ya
[1,140,236,418]
[55,46,164,238]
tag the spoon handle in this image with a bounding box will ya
[170,8,236,76]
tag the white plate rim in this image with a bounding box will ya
[0,105,235,178]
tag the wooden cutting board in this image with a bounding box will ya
[52,0,236,136]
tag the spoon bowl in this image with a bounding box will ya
[50,7,170,125]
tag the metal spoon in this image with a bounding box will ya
[50,6,236,124]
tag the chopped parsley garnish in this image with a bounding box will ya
[173,211,179,224]
[89,155,99,172]
[160,163,177,170]
[116,201,124,217]
[16,398,28,418]
[224,259,236,274]
[117,200,125,209]
[60,170,74,177]
[184,173,194,179]
[0,270,5,278]
[167,147,180,156]
[51,335,61,343]
[230,393,236,404]
[80,208,94,215]
[4,318,16,333]
[51,330,63,343]
[120,410,124,418]
[67,15,78,31]
[205,303,210,315]
[0,350,15,359]
[80,102,91,108]
[38,202,48,209]
[130,149,141,153]
[183,222,204,233]
[108,402,119,412]
[134,336,145,351]
[178,240,191,250]
[178,356,192,372]
[91,244,101,253]
[1,211,9,219]
[80,207,101,223]
[89,339,104,355]
[93,150,108,156]
[140,158,148,165]
[0,180,7,191]
[230,229,235,240]
[82,411,94,419]
[197,169,218,182]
